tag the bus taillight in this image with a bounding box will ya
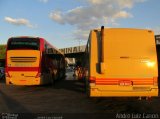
[153,77,158,86]
[89,77,96,84]
[35,66,41,78]
[5,72,11,77]
[5,68,11,77]
[35,72,41,78]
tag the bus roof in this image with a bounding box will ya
[8,36,40,39]
[92,28,153,32]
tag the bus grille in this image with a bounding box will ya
[10,57,37,62]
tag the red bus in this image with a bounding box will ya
[5,36,65,85]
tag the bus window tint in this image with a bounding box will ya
[8,38,40,50]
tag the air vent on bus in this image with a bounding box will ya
[10,57,37,62]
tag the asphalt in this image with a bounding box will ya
[0,71,160,119]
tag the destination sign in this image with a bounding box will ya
[59,45,86,54]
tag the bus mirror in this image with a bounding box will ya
[100,62,106,74]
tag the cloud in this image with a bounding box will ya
[153,27,160,35]
[73,30,89,40]
[4,17,35,28]
[113,11,133,19]
[50,0,147,40]
[49,10,65,24]
[38,0,49,3]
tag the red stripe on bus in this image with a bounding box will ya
[7,67,39,71]
[90,77,154,85]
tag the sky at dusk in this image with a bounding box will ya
[0,0,160,48]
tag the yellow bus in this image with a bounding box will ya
[5,36,65,85]
[84,26,158,97]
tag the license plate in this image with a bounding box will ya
[119,80,132,86]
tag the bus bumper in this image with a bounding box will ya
[6,77,41,85]
[89,85,158,97]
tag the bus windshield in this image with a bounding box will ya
[8,38,40,50]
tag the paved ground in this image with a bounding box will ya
[0,71,160,119]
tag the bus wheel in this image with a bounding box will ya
[85,80,90,97]
[2,75,5,80]
[51,74,55,86]
[86,87,90,98]
[6,78,9,85]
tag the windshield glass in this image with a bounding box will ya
[8,38,40,50]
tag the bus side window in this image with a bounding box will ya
[45,44,48,53]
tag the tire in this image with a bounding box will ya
[6,78,10,85]
[85,79,90,97]
[51,74,55,86]
[2,76,5,80]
